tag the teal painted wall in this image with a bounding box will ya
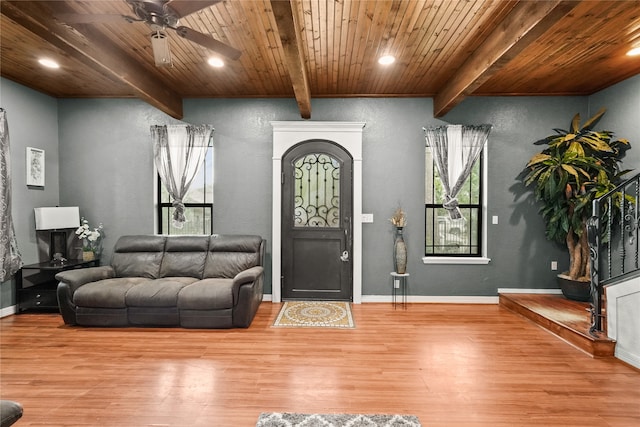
[0,79,60,309]
[2,74,638,310]
[589,74,640,168]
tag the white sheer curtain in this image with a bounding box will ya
[0,108,23,282]
[424,124,492,220]
[151,124,213,229]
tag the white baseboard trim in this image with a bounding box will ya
[497,288,562,295]
[262,294,498,304]
[615,346,640,370]
[361,295,499,304]
[0,305,17,318]
[264,288,565,304]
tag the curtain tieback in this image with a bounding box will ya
[443,195,459,211]
[443,195,463,220]
[172,200,186,228]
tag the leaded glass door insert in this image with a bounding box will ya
[294,153,340,228]
[282,140,353,301]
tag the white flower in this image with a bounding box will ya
[75,217,104,252]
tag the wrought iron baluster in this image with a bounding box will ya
[590,172,640,333]
[629,181,640,270]
[607,197,613,280]
[621,188,627,276]
[588,211,602,334]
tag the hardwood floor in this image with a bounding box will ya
[1,302,639,427]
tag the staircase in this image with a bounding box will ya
[501,174,639,362]
[499,293,615,358]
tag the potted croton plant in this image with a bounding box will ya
[521,108,632,301]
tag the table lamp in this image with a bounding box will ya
[34,206,80,263]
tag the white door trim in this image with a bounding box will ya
[271,121,365,303]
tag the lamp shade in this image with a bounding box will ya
[34,207,80,230]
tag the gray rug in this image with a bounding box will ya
[256,412,422,426]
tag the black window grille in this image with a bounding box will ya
[157,148,213,235]
[425,148,483,256]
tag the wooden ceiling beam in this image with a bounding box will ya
[1,1,184,119]
[433,0,581,118]
[270,0,311,119]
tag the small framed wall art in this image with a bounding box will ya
[26,146,45,187]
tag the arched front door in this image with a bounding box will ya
[281,140,353,301]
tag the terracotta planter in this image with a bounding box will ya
[556,274,591,302]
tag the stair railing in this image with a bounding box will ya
[588,172,640,334]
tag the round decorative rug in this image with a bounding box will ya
[272,301,355,328]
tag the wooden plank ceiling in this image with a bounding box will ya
[1,0,640,119]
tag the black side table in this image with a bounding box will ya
[16,259,100,313]
[390,272,409,310]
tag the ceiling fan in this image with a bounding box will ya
[58,0,242,67]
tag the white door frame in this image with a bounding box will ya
[271,121,365,303]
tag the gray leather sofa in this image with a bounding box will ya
[55,234,265,328]
[0,400,23,427]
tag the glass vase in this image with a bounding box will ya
[82,250,95,262]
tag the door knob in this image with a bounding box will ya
[340,250,349,262]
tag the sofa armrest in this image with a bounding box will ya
[232,265,263,284]
[55,266,115,326]
[232,266,264,297]
[231,265,265,327]
[56,266,116,293]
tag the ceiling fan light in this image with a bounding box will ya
[207,57,224,68]
[378,55,395,65]
[627,47,640,56]
[150,30,172,67]
[38,58,60,69]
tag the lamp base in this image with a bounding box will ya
[50,231,68,263]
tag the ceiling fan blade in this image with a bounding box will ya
[56,13,132,24]
[166,0,222,19]
[175,26,241,60]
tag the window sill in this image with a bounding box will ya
[422,256,491,265]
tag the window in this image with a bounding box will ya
[424,146,488,263]
[157,147,213,235]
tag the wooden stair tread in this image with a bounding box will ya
[499,293,615,358]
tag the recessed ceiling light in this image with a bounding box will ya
[378,55,396,65]
[38,58,60,69]
[207,57,224,68]
[627,47,640,56]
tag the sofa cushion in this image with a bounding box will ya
[178,278,234,310]
[73,278,149,308]
[125,277,198,307]
[203,235,262,278]
[111,235,166,278]
[159,236,209,279]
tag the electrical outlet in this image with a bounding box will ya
[394,279,400,289]
[551,261,558,271]
[362,213,374,223]
[492,215,499,225]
